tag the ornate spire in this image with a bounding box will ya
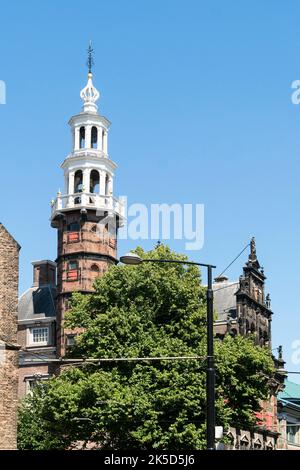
[249,237,257,261]
[246,236,261,271]
[80,41,100,113]
[87,40,94,73]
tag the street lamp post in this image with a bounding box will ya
[120,252,216,450]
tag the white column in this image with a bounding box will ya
[68,171,75,207]
[98,127,103,151]
[81,168,89,206]
[68,171,75,194]
[108,176,113,196]
[85,126,92,149]
[103,130,108,155]
[99,170,106,196]
[74,127,80,150]
[64,174,68,194]
[83,168,90,193]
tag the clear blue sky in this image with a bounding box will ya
[1,0,300,378]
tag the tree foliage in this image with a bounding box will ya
[18,245,275,450]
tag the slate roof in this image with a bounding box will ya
[212,280,239,321]
[278,380,300,401]
[18,285,57,321]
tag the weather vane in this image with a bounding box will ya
[87,40,94,73]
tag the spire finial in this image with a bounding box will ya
[87,40,94,74]
[250,237,256,257]
[80,41,100,113]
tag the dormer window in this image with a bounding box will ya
[28,326,50,347]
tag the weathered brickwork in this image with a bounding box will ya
[54,211,117,356]
[0,223,20,450]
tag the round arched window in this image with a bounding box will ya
[91,264,100,273]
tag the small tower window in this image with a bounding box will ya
[91,264,99,273]
[67,260,79,281]
[79,127,85,148]
[91,264,100,280]
[67,222,80,243]
[90,169,100,193]
[67,222,80,232]
[91,126,98,149]
[69,261,78,270]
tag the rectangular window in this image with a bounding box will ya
[28,326,50,346]
[68,222,80,232]
[287,424,299,444]
[66,334,76,347]
[67,261,79,281]
[69,261,77,270]
[32,327,48,343]
[25,376,49,395]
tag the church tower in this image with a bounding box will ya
[51,46,123,356]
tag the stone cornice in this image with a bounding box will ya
[18,317,56,325]
[61,153,117,172]
[55,251,117,264]
[236,291,273,316]
[68,113,111,128]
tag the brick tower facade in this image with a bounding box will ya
[50,60,123,357]
[0,223,20,449]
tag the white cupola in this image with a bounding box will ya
[50,44,123,224]
[80,71,100,114]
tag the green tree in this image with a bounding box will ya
[18,245,275,450]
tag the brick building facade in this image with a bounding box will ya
[0,223,20,450]
[213,237,286,449]
[18,260,57,397]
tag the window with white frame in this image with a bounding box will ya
[25,375,49,395]
[28,326,50,346]
[287,424,300,444]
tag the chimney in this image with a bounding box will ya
[214,275,229,283]
[32,260,57,287]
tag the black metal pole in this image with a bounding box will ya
[206,265,215,450]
